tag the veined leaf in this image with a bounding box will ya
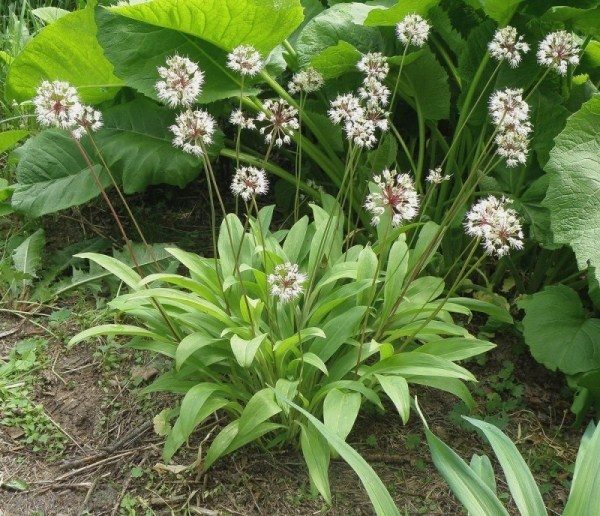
[12,229,45,283]
[470,454,497,494]
[0,130,28,153]
[310,40,361,79]
[75,252,141,290]
[364,0,439,26]
[375,374,410,423]
[300,423,332,503]
[323,389,361,441]
[230,333,269,368]
[176,333,218,370]
[68,324,167,347]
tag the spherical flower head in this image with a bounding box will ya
[227,45,263,76]
[495,130,529,167]
[33,80,82,129]
[364,105,390,132]
[71,105,103,140]
[465,196,523,257]
[288,67,324,95]
[170,109,216,157]
[268,262,307,303]
[344,118,378,149]
[488,26,530,68]
[328,93,364,125]
[357,52,389,81]
[358,77,391,107]
[426,167,452,185]
[229,108,256,129]
[364,169,419,226]
[489,88,529,128]
[230,166,268,201]
[396,14,430,47]
[537,31,580,75]
[156,55,204,107]
[256,99,299,147]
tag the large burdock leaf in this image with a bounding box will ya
[543,95,600,283]
[96,10,256,105]
[364,0,439,26]
[518,285,600,375]
[95,98,206,193]
[108,0,304,54]
[6,5,122,104]
[296,3,383,68]
[11,130,111,217]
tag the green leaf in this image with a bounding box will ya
[518,285,600,375]
[237,388,282,438]
[109,0,303,54]
[300,423,331,503]
[543,96,600,285]
[11,130,111,217]
[295,352,329,376]
[276,394,400,516]
[68,324,165,347]
[364,0,439,26]
[416,337,495,361]
[176,333,217,370]
[296,3,383,68]
[447,297,513,324]
[75,252,142,290]
[95,98,207,193]
[310,306,367,361]
[323,389,361,441]
[470,454,497,493]
[96,10,254,105]
[384,238,409,317]
[230,333,268,368]
[542,5,600,39]
[12,229,45,283]
[468,0,524,24]
[310,40,362,79]
[423,423,508,515]
[564,422,600,515]
[375,374,410,424]
[31,7,69,24]
[464,417,547,516]
[401,51,450,121]
[408,376,475,410]
[6,6,122,103]
[0,130,28,153]
[283,216,309,263]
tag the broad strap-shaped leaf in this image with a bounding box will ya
[416,337,495,361]
[276,393,400,516]
[6,5,122,103]
[383,238,409,317]
[464,417,547,516]
[75,252,142,290]
[11,130,111,217]
[230,333,269,368]
[69,324,167,347]
[544,96,600,286]
[375,374,410,424]
[300,423,332,503]
[176,332,218,370]
[518,285,600,375]
[408,376,475,410]
[564,421,600,516]
[282,216,309,264]
[470,454,497,494]
[310,306,367,361]
[323,389,361,441]
[108,0,303,54]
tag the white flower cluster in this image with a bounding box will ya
[227,45,264,76]
[33,80,103,139]
[327,52,391,149]
[288,67,324,95]
[488,88,531,167]
[364,169,419,227]
[230,166,268,201]
[229,108,256,129]
[155,54,204,107]
[464,196,524,257]
[537,31,580,76]
[488,26,530,68]
[256,99,300,147]
[268,263,307,303]
[426,167,452,185]
[396,14,430,47]
[170,109,216,157]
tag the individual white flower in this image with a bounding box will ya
[488,26,530,68]
[268,263,307,303]
[71,105,103,139]
[364,169,419,226]
[357,52,389,81]
[364,105,390,132]
[256,99,299,147]
[495,130,529,167]
[170,109,216,157]
[288,67,324,94]
[488,88,529,128]
[344,118,377,149]
[464,196,523,257]
[501,119,533,137]
[426,167,451,185]
[328,93,364,125]
[33,80,82,129]
[155,55,204,107]
[396,14,430,47]
[227,45,263,76]
[358,77,391,107]
[537,31,580,75]
[230,166,268,201]
[229,108,256,129]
